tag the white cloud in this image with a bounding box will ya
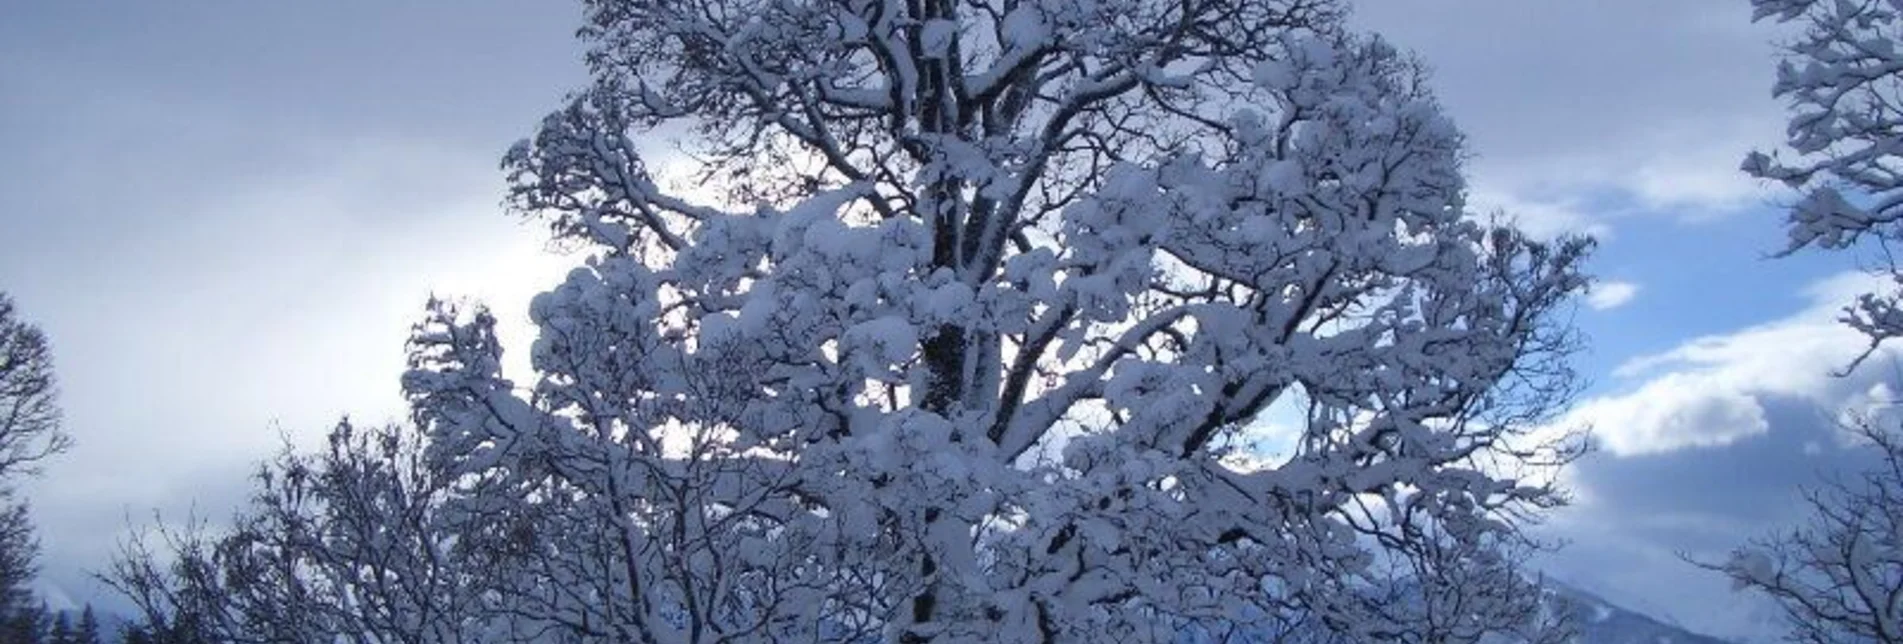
[1569,373,1770,455]
[1623,118,1778,214]
[1587,280,1640,311]
[1468,186,1607,240]
[1568,272,1895,457]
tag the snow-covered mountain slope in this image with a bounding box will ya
[1543,581,1737,644]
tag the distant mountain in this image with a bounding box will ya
[1543,581,1738,644]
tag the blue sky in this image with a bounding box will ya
[0,2,1889,641]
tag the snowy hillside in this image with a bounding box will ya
[45,583,1746,644]
[1543,582,1736,644]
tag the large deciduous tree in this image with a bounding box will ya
[0,294,67,481]
[113,1,1592,642]
[422,0,1589,641]
[0,293,68,637]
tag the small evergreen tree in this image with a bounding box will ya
[0,500,38,641]
[72,606,98,644]
[0,602,46,644]
[46,612,69,644]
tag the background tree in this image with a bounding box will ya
[0,600,46,644]
[0,496,40,630]
[46,611,70,644]
[104,421,502,644]
[113,0,1592,642]
[116,617,206,644]
[74,605,99,644]
[1716,415,1903,644]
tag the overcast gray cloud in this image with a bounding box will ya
[0,1,583,610]
[14,133,575,609]
[1529,271,1903,640]
[1354,0,1787,232]
[1543,392,1892,642]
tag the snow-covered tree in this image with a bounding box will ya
[112,1,1593,642]
[1726,4,1903,642]
[103,421,513,644]
[1715,414,1903,644]
[1744,0,1903,365]
[402,1,1589,642]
